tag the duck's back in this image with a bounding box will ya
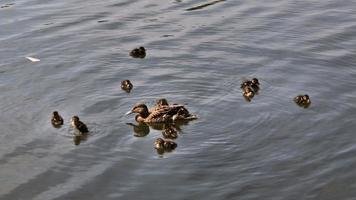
[77,122,89,133]
[144,105,186,123]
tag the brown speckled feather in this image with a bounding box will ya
[145,105,186,123]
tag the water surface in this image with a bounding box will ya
[1,0,356,199]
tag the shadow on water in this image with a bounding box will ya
[185,0,225,11]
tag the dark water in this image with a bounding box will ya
[1,0,356,199]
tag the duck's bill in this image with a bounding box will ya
[125,110,133,115]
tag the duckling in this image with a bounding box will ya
[121,80,133,93]
[162,126,178,139]
[154,138,165,150]
[250,78,260,92]
[240,78,260,92]
[129,46,146,58]
[126,102,197,123]
[154,138,177,152]
[251,78,259,85]
[243,86,255,100]
[154,138,165,154]
[294,94,311,108]
[156,98,169,107]
[163,140,177,152]
[172,107,196,121]
[51,111,64,128]
[149,98,169,113]
[71,116,89,134]
[240,80,252,89]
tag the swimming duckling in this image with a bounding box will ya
[130,46,146,58]
[294,94,311,108]
[240,78,260,92]
[156,98,169,107]
[164,140,177,151]
[121,80,133,93]
[171,107,195,121]
[154,138,177,152]
[240,80,252,89]
[71,116,89,134]
[162,126,178,139]
[126,103,197,123]
[250,78,260,92]
[154,138,165,150]
[149,98,169,113]
[51,111,64,128]
[243,86,255,101]
[251,78,259,85]
[154,138,165,154]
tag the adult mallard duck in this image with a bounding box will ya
[51,111,63,128]
[129,46,146,58]
[121,80,133,92]
[126,102,197,123]
[71,116,89,134]
[294,94,311,108]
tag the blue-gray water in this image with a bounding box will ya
[1,0,356,199]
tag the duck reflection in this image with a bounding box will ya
[127,121,190,154]
[73,132,88,146]
[126,122,150,137]
[127,121,188,138]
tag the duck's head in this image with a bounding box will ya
[139,46,146,52]
[241,80,250,88]
[53,111,59,117]
[244,87,253,93]
[252,78,259,85]
[126,104,149,116]
[303,94,309,101]
[154,138,165,149]
[156,98,169,106]
[121,80,132,86]
[164,140,177,150]
[71,116,80,123]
